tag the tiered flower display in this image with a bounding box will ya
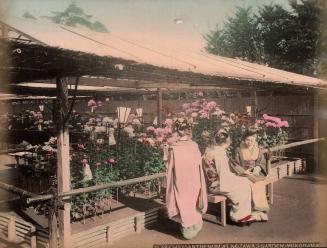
[256,114,289,148]
[5,110,53,131]
[6,98,289,220]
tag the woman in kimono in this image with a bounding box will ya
[232,129,269,221]
[165,118,207,239]
[203,129,255,225]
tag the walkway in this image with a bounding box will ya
[102,174,327,248]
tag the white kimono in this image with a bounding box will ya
[203,145,252,222]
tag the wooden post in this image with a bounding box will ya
[313,90,319,172]
[135,216,142,233]
[269,182,274,205]
[220,199,226,227]
[157,88,163,126]
[1,23,9,38]
[8,216,16,242]
[52,99,57,125]
[30,226,37,248]
[49,209,58,248]
[56,77,71,248]
[253,91,258,118]
[106,226,113,245]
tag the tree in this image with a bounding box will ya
[205,7,260,62]
[257,0,322,75]
[256,4,298,72]
[23,11,37,20]
[204,0,324,76]
[316,1,327,78]
[42,2,108,33]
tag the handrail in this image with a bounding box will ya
[262,137,325,153]
[23,137,326,204]
[0,181,37,197]
[26,172,166,204]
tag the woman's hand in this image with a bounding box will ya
[243,169,252,175]
[252,166,261,176]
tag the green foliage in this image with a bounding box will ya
[257,127,288,148]
[192,116,222,154]
[92,21,109,33]
[255,115,289,148]
[43,2,109,33]
[205,0,324,76]
[316,1,327,78]
[23,11,37,20]
[69,136,165,220]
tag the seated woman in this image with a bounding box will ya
[232,129,270,221]
[165,119,207,239]
[203,129,255,226]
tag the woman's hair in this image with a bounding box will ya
[242,129,257,140]
[213,128,229,145]
[174,118,191,137]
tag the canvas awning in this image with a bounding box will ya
[1,16,326,90]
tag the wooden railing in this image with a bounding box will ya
[0,137,324,205]
[26,172,166,204]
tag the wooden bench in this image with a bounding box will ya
[207,194,227,227]
[207,174,277,227]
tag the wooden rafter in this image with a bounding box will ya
[0,21,45,45]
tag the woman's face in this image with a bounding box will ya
[244,135,256,148]
[224,137,231,148]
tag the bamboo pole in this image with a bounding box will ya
[0,147,27,155]
[27,172,166,204]
[262,137,325,154]
[157,88,163,126]
[0,181,37,197]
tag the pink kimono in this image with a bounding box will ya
[165,140,208,228]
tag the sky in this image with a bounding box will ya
[0,0,291,50]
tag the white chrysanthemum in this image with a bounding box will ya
[84,125,93,132]
[95,126,106,133]
[132,118,142,126]
[102,117,114,125]
[123,125,135,138]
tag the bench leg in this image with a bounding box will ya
[220,200,226,227]
[268,183,273,205]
